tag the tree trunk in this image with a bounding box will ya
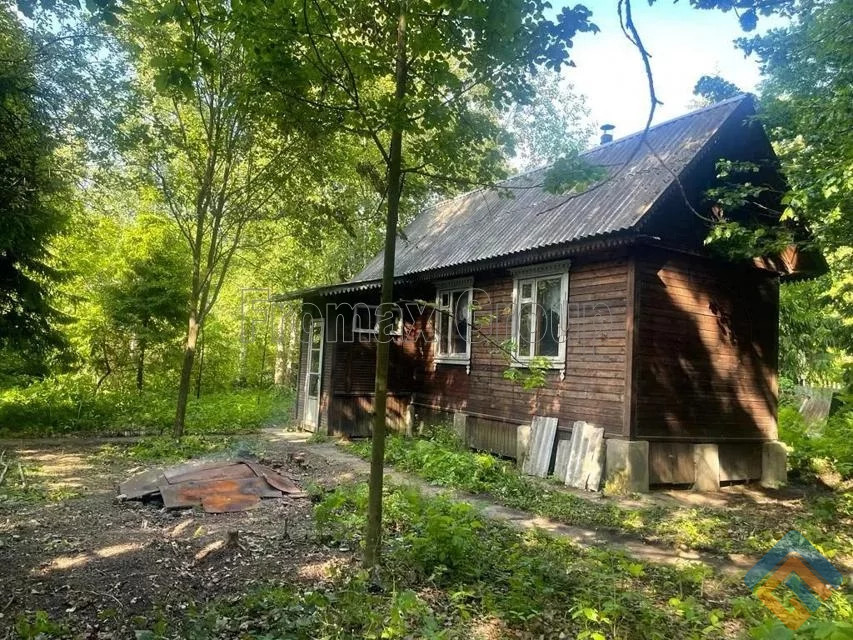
[274,310,287,386]
[195,328,205,400]
[363,4,407,571]
[285,312,298,386]
[174,310,200,438]
[136,340,145,391]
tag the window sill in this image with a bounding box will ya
[509,359,565,370]
[434,356,470,366]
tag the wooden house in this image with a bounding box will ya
[279,95,820,490]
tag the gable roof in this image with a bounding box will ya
[351,94,754,284]
[278,95,758,300]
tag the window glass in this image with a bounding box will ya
[436,287,472,359]
[452,289,470,355]
[513,271,566,362]
[519,301,533,358]
[536,277,561,357]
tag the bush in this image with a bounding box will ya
[0,374,294,437]
[346,430,853,558]
[779,404,853,482]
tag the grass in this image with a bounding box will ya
[116,483,852,640]
[342,430,853,561]
[89,434,265,464]
[0,382,294,438]
[0,451,81,505]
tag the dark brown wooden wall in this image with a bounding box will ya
[632,247,779,442]
[414,256,631,436]
[299,257,631,440]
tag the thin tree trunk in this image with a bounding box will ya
[174,309,200,438]
[364,3,407,571]
[274,310,287,386]
[136,340,145,391]
[195,328,205,400]
[285,312,297,386]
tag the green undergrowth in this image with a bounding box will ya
[779,405,853,484]
[90,434,264,464]
[343,431,853,561]
[0,452,80,505]
[121,483,850,640]
[0,381,293,437]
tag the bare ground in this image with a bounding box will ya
[0,435,358,639]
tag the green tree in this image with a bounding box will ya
[244,0,598,568]
[692,74,742,104]
[115,0,325,436]
[102,216,189,391]
[0,7,68,374]
[502,70,593,171]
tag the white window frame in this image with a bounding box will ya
[510,261,570,370]
[433,277,473,365]
[352,303,402,339]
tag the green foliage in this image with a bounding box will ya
[92,434,261,464]
[0,380,293,437]
[779,405,853,482]
[501,69,593,170]
[346,430,853,558]
[693,74,743,104]
[543,150,609,195]
[0,7,68,363]
[129,482,853,638]
[14,610,69,639]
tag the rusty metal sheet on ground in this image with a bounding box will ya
[165,462,256,485]
[119,468,166,500]
[202,493,260,513]
[247,463,307,497]
[159,477,282,509]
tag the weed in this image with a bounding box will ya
[344,432,853,559]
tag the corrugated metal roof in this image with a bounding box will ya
[350,94,753,283]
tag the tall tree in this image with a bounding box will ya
[102,216,189,391]
[116,0,319,436]
[0,7,67,373]
[502,70,593,171]
[244,0,598,568]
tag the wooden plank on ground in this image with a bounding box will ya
[159,477,282,509]
[119,468,166,500]
[247,463,307,498]
[521,416,558,478]
[165,462,255,485]
[202,493,260,513]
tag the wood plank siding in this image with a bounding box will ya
[632,247,779,443]
[303,255,631,447]
[297,246,779,467]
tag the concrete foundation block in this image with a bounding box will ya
[761,441,787,488]
[404,405,415,438]
[693,443,720,492]
[452,412,468,446]
[605,439,649,494]
[516,424,531,470]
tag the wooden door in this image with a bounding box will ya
[303,318,324,431]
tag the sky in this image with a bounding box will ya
[557,0,786,141]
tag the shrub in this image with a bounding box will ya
[779,404,853,482]
[0,374,293,437]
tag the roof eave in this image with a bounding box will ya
[274,230,640,302]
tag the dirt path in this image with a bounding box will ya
[0,437,357,638]
[261,429,762,576]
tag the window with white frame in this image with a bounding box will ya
[434,279,473,363]
[512,263,569,366]
[352,303,402,339]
